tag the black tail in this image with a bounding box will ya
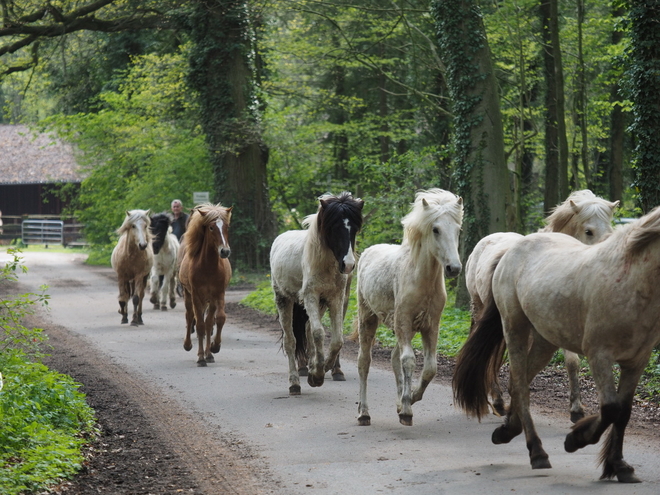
[292,302,308,362]
[452,295,506,420]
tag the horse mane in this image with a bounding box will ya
[117,209,152,238]
[622,206,660,256]
[185,203,232,257]
[402,189,463,265]
[317,192,364,247]
[151,211,173,228]
[541,190,616,235]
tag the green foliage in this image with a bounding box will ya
[39,47,212,248]
[0,250,97,494]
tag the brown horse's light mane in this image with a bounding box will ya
[117,209,152,238]
[622,206,660,256]
[185,203,232,256]
[541,190,615,235]
[402,189,463,265]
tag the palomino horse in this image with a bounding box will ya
[149,212,180,311]
[178,203,233,366]
[465,190,619,421]
[356,189,463,426]
[111,209,154,326]
[453,206,660,483]
[270,192,364,395]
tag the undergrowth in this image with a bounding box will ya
[0,249,98,495]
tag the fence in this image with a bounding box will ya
[22,220,64,246]
[0,216,86,247]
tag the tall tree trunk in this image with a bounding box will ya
[540,0,569,214]
[433,0,513,309]
[629,2,660,212]
[608,3,626,203]
[187,0,275,268]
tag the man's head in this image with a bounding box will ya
[171,199,183,217]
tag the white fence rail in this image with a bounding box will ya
[22,219,64,245]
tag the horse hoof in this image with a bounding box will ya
[492,400,507,417]
[531,455,552,470]
[170,301,176,309]
[183,342,192,352]
[289,385,301,395]
[492,425,515,445]
[616,466,641,483]
[197,360,207,367]
[564,433,579,453]
[205,354,215,363]
[298,366,308,377]
[121,318,128,324]
[332,370,346,381]
[150,294,158,304]
[153,304,160,310]
[307,374,324,388]
[399,414,413,426]
[130,321,139,327]
[358,415,371,426]
[210,343,221,354]
[570,411,585,424]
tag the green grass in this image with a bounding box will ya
[240,277,472,358]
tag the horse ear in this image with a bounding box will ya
[569,199,580,214]
[612,200,620,210]
[422,198,429,208]
[145,209,151,217]
[457,197,463,206]
[125,210,130,216]
[357,199,365,210]
[226,206,233,220]
[320,199,328,209]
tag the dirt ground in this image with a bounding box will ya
[31,297,660,494]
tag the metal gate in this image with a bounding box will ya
[22,219,64,245]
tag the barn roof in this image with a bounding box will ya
[0,124,84,185]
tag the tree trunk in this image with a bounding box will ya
[540,0,569,214]
[433,0,513,309]
[187,0,275,268]
[608,4,626,203]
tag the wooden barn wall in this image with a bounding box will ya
[0,183,79,216]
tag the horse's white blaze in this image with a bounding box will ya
[343,219,355,273]
[216,219,229,253]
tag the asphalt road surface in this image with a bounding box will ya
[8,251,660,494]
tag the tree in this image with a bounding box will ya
[432,0,512,308]
[627,1,660,213]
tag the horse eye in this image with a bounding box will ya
[433,227,439,234]
[586,230,593,236]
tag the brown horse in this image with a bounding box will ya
[178,203,233,366]
[111,209,154,326]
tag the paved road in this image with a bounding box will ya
[9,251,660,494]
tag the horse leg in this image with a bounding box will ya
[118,280,129,324]
[331,355,345,381]
[357,309,379,426]
[322,301,344,374]
[183,289,194,352]
[276,295,300,395]
[394,315,416,426]
[411,323,439,405]
[134,274,148,325]
[210,296,226,356]
[158,274,167,311]
[333,278,353,382]
[598,363,645,483]
[149,272,159,308]
[168,273,177,309]
[490,380,507,417]
[564,349,585,423]
[194,303,209,366]
[303,295,326,388]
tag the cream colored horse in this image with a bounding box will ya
[465,190,618,420]
[454,206,660,483]
[356,189,463,426]
[111,209,154,326]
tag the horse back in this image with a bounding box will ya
[270,230,306,297]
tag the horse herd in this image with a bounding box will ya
[110,188,660,484]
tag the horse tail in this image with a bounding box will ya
[452,295,505,421]
[292,302,308,362]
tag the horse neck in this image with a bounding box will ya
[303,225,337,274]
[406,237,443,283]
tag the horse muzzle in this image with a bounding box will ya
[445,263,462,279]
[220,248,231,259]
[139,243,149,251]
[340,261,355,275]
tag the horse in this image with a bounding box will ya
[355,189,463,426]
[465,190,618,421]
[270,192,364,395]
[452,206,660,483]
[110,209,154,326]
[178,203,233,366]
[149,212,180,311]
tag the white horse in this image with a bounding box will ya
[270,192,364,395]
[453,206,660,483]
[111,209,154,326]
[356,189,463,426]
[149,212,180,311]
[465,190,618,420]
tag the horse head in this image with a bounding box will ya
[122,209,151,250]
[318,192,364,274]
[544,190,619,245]
[150,212,173,255]
[198,205,232,259]
[404,190,463,279]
